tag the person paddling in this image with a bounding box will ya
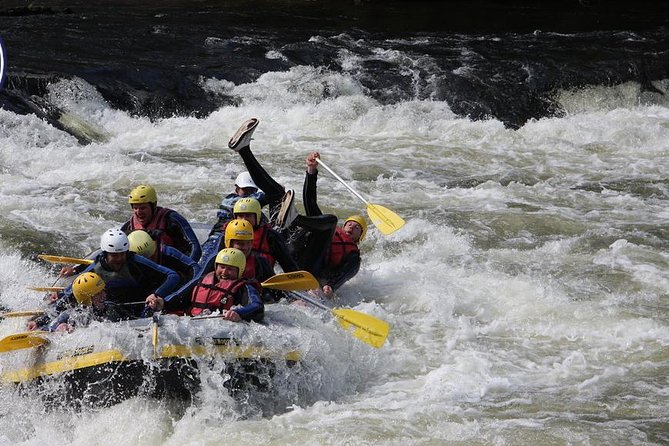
[223,218,281,302]
[29,229,181,330]
[56,228,181,318]
[46,273,131,331]
[188,248,264,322]
[146,219,278,312]
[231,197,298,274]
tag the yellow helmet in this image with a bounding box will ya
[233,197,262,224]
[72,272,105,306]
[224,218,254,248]
[215,248,246,278]
[128,230,157,258]
[344,215,367,242]
[128,184,157,204]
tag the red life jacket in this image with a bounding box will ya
[130,206,175,249]
[189,272,246,316]
[252,224,276,268]
[327,227,359,268]
[243,255,258,280]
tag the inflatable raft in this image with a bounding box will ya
[0,309,302,407]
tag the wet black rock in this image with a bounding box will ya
[0,0,666,142]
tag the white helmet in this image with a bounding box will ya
[100,228,129,253]
[234,171,257,189]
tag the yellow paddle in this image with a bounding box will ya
[27,286,65,292]
[260,271,320,291]
[291,291,390,348]
[38,254,94,265]
[316,158,405,235]
[0,331,50,353]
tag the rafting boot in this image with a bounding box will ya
[228,118,259,152]
[275,189,298,229]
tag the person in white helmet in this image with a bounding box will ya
[210,118,297,234]
[51,228,181,320]
[210,170,265,233]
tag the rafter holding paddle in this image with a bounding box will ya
[315,158,405,236]
[146,270,319,356]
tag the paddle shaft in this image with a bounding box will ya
[28,286,65,292]
[315,158,405,236]
[290,291,330,312]
[152,312,160,357]
[316,158,370,206]
[190,313,239,320]
[0,310,45,319]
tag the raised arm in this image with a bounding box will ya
[303,151,323,216]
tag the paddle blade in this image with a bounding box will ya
[332,308,390,348]
[38,254,94,265]
[366,203,405,235]
[27,286,65,292]
[0,331,49,353]
[261,271,319,291]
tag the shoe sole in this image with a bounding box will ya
[228,118,259,150]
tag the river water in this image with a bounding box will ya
[0,1,668,445]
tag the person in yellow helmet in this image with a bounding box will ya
[71,272,107,307]
[44,273,132,331]
[188,248,264,322]
[223,218,282,302]
[231,197,299,274]
[128,230,200,285]
[224,218,271,280]
[283,152,366,298]
[122,184,202,262]
[145,219,279,313]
